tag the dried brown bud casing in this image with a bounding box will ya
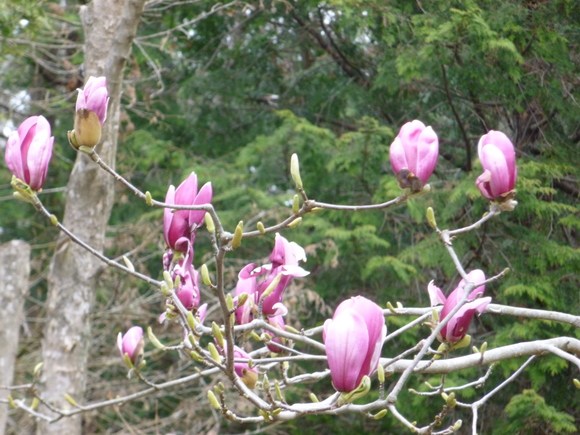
[73,108,102,148]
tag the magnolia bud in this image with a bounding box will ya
[73,109,102,149]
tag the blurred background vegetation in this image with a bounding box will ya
[0,0,579,433]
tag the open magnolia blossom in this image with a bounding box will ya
[476,130,517,203]
[323,296,387,393]
[5,115,54,191]
[235,233,309,322]
[389,120,439,192]
[164,172,212,252]
[428,269,491,344]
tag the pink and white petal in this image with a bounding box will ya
[5,131,25,180]
[480,144,511,197]
[476,169,494,200]
[325,311,369,392]
[389,137,408,174]
[427,281,446,306]
[415,126,439,184]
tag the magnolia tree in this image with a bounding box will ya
[3,77,580,435]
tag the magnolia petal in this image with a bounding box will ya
[415,126,439,184]
[325,310,369,392]
[427,281,446,306]
[480,144,511,197]
[389,137,408,174]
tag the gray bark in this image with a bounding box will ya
[37,1,146,434]
[0,241,31,435]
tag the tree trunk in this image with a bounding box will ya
[37,1,145,434]
[0,241,31,435]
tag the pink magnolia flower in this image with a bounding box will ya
[76,76,109,125]
[5,116,54,191]
[428,270,491,344]
[117,326,144,365]
[390,120,439,189]
[164,172,212,252]
[234,234,309,322]
[159,244,204,323]
[323,296,387,392]
[222,345,258,389]
[476,131,517,201]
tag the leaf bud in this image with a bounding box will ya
[292,194,300,213]
[260,273,282,299]
[207,390,221,409]
[231,221,244,249]
[33,362,43,377]
[163,270,174,290]
[145,191,153,206]
[201,264,212,286]
[426,207,437,229]
[290,153,303,189]
[226,293,234,311]
[274,380,284,401]
[208,342,221,363]
[373,409,388,420]
[122,255,135,272]
[377,363,385,383]
[147,327,165,350]
[237,292,249,308]
[212,322,225,348]
[204,212,215,233]
[64,394,77,407]
[262,374,270,391]
[187,311,196,330]
[257,221,266,234]
[287,217,302,228]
